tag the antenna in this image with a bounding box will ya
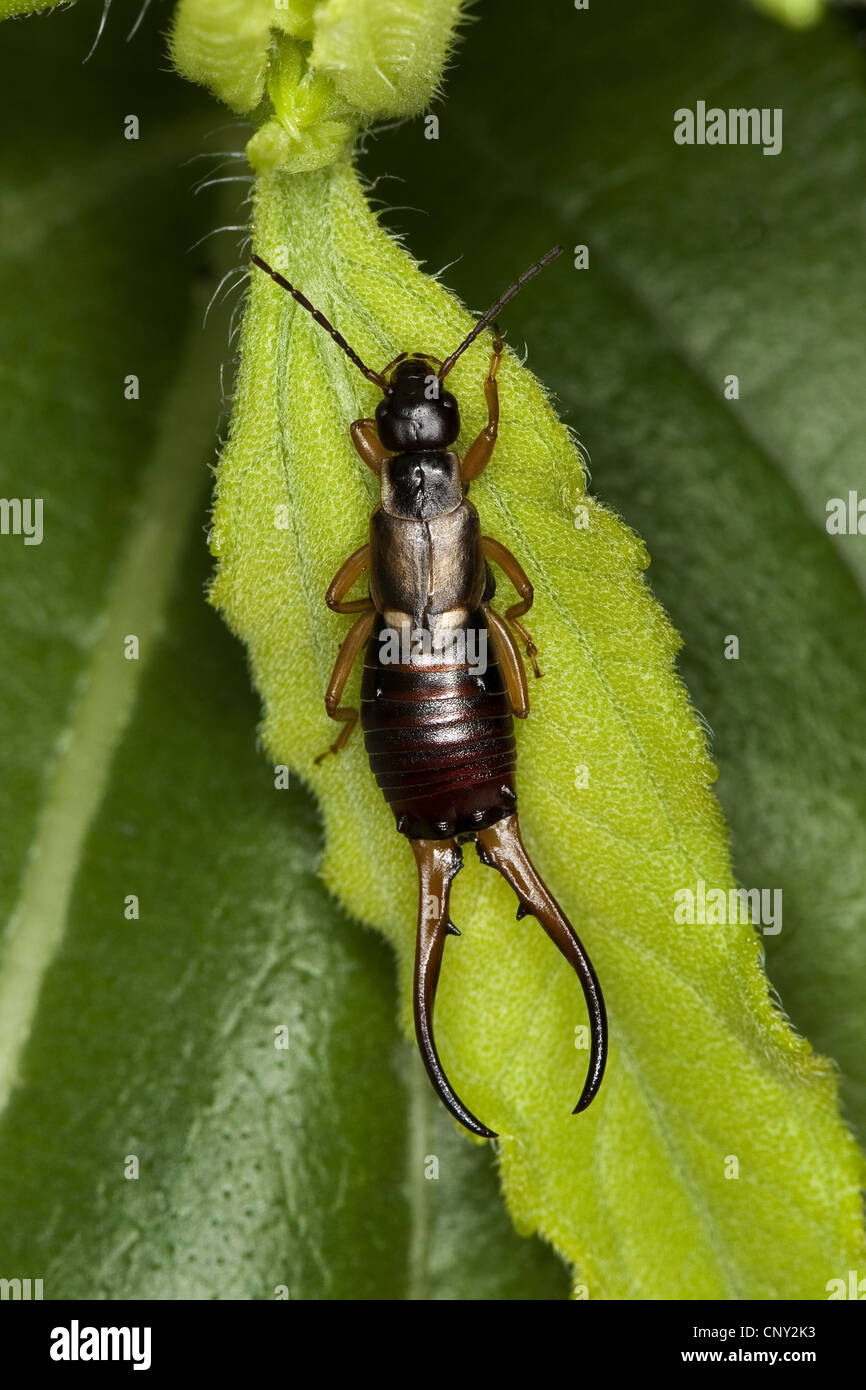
[251,254,388,390]
[438,245,563,380]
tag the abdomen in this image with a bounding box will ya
[360,611,517,839]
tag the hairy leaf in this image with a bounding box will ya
[311,0,465,116]
[210,147,865,1296]
[169,0,315,113]
[363,0,866,1283]
[0,0,65,16]
[2,0,865,1304]
[0,0,567,1301]
[170,0,465,117]
[385,0,866,1151]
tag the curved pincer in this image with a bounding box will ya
[475,813,607,1113]
[410,837,498,1140]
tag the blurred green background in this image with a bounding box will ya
[0,0,864,1298]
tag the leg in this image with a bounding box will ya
[459,326,503,483]
[475,814,607,1113]
[350,418,391,475]
[325,543,370,614]
[482,536,542,677]
[483,602,529,718]
[410,837,497,1139]
[314,607,376,764]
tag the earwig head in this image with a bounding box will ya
[375,356,460,452]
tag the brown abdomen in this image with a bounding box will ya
[360,611,517,839]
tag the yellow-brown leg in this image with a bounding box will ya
[325,542,370,614]
[350,418,392,475]
[482,535,542,677]
[314,606,376,764]
[460,327,503,483]
[483,602,529,718]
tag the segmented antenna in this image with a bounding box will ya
[438,245,563,380]
[251,254,388,390]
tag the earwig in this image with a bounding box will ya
[252,246,607,1138]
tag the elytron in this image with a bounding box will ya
[252,246,606,1138]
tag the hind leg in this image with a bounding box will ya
[314,607,376,764]
[483,601,529,718]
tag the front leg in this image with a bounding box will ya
[482,535,542,678]
[350,418,392,475]
[459,325,503,483]
[325,543,370,614]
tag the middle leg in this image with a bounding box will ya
[482,535,542,677]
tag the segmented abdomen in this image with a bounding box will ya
[360,611,517,839]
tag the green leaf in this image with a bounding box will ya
[749,0,825,27]
[310,0,466,117]
[169,0,317,113]
[210,131,864,1310]
[2,0,865,1303]
[0,0,66,17]
[386,0,866,1148]
[0,1,566,1301]
[362,0,866,1282]
[170,0,466,117]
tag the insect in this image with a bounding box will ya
[252,247,607,1138]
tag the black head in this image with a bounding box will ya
[374,356,460,453]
